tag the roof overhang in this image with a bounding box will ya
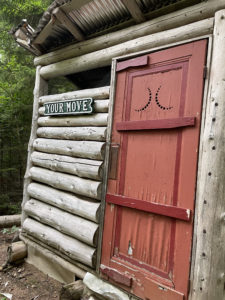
[11,0,203,55]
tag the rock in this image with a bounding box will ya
[83,273,129,300]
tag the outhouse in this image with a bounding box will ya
[12,0,225,299]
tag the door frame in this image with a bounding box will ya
[97,34,213,297]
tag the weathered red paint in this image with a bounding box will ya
[106,193,191,221]
[100,265,132,287]
[116,116,195,131]
[101,40,207,300]
[116,55,149,72]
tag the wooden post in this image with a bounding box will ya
[189,10,225,300]
[22,67,48,224]
[96,61,116,271]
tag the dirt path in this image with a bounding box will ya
[0,230,62,300]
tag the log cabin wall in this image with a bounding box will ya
[21,85,110,274]
[15,1,225,298]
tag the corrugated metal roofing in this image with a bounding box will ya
[68,0,130,35]
[12,0,202,54]
[72,2,123,32]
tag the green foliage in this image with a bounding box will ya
[0,1,51,215]
[0,0,51,25]
[0,1,76,215]
[1,225,19,235]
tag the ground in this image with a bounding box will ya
[0,230,63,300]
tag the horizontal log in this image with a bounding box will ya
[92,100,109,113]
[34,0,223,66]
[37,127,107,141]
[30,167,102,200]
[0,215,21,228]
[7,241,27,263]
[40,18,213,79]
[19,235,86,279]
[38,113,108,127]
[24,199,99,246]
[27,183,100,222]
[33,138,105,161]
[23,218,96,267]
[38,99,109,115]
[39,87,110,104]
[31,152,103,180]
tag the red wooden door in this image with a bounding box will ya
[101,40,207,300]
